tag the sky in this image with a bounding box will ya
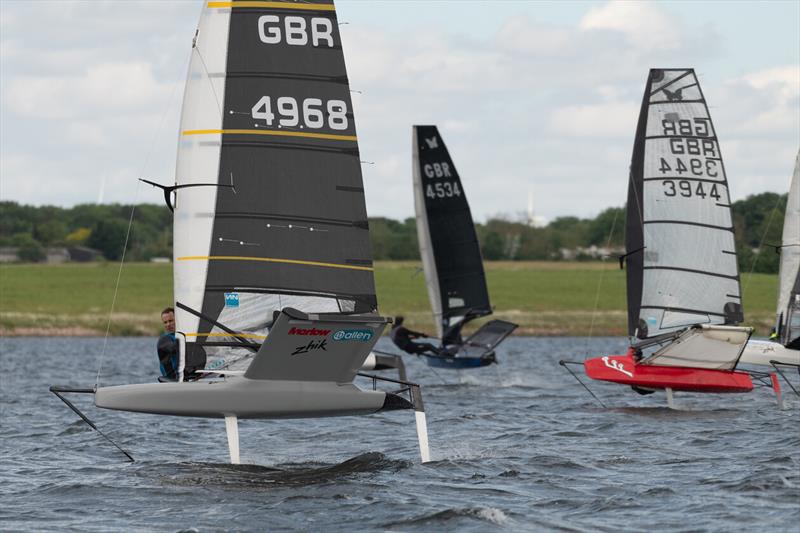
[1,0,798,223]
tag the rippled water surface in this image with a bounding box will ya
[1,337,798,531]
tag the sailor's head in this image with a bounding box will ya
[161,307,175,333]
[395,316,404,326]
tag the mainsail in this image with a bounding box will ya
[412,125,492,339]
[173,1,376,373]
[625,69,743,340]
[777,151,800,347]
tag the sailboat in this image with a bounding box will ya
[51,0,430,464]
[740,150,800,367]
[565,69,769,404]
[411,125,518,369]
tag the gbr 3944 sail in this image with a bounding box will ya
[625,68,743,341]
[174,1,376,375]
[571,69,762,401]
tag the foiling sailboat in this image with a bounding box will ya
[411,125,518,369]
[561,69,780,406]
[51,0,430,464]
[740,150,800,370]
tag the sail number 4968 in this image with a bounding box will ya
[251,96,348,130]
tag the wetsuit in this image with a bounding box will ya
[390,325,439,355]
[157,333,178,380]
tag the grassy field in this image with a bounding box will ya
[0,261,778,337]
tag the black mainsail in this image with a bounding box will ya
[412,125,492,342]
[174,0,376,371]
[625,68,743,342]
[52,1,431,465]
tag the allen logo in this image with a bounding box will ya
[332,329,373,342]
[292,338,327,355]
[224,292,239,308]
[425,136,438,149]
[288,327,331,336]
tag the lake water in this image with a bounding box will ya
[1,336,798,531]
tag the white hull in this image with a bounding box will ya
[739,339,800,367]
[95,378,387,419]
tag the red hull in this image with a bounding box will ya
[584,349,753,393]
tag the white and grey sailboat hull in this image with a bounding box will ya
[95,379,390,419]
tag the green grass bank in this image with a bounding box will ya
[0,261,778,337]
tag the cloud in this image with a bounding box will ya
[0,0,797,223]
[579,1,683,51]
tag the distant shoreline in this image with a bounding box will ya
[0,261,779,337]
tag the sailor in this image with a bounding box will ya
[390,316,440,356]
[157,307,179,380]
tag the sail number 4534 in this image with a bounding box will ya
[251,96,348,130]
[426,181,462,199]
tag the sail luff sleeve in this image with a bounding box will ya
[173,4,231,345]
[412,126,444,338]
[625,70,652,338]
[777,151,800,340]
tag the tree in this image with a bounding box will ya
[14,234,45,262]
[481,231,504,260]
[88,219,129,260]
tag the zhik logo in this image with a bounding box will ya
[332,329,373,342]
[292,338,327,356]
[288,327,331,336]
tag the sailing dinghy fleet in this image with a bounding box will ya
[50,4,797,465]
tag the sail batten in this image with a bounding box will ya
[626,68,742,340]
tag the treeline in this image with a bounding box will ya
[0,191,787,273]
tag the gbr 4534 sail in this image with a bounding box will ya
[51,0,430,464]
[412,126,517,369]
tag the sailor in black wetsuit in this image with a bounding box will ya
[390,316,440,356]
[157,307,179,380]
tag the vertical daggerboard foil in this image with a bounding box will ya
[625,69,743,339]
[173,0,376,371]
[777,151,800,346]
[412,125,491,338]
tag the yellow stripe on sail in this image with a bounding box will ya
[182,129,357,142]
[177,255,373,272]
[207,2,336,11]
[184,332,268,339]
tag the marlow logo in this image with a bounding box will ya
[224,292,239,308]
[332,329,373,342]
[288,327,331,336]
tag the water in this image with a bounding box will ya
[1,337,798,531]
